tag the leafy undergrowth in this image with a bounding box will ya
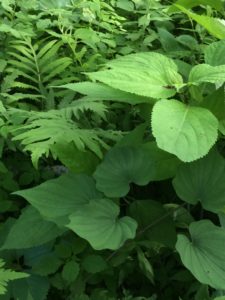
[1,0,225,299]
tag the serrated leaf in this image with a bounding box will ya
[151,99,218,162]
[204,40,225,66]
[14,173,102,224]
[87,52,183,99]
[62,261,80,283]
[189,64,225,85]
[1,206,63,250]
[82,255,107,274]
[176,220,225,289]
[173,150,225,213]
[67,199,137,250]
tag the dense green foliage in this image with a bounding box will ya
[1,0,225,299]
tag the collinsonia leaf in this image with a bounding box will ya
[173,150,225,213]
[14,173,102,224]
[94,146,156,198]
[204,40,225,66]
[176,220,225,289]
[189,64,225,85]
[151,99,218,162]
[175,5,225,39]
[1,206,63,250]
[67,199,137,250]
[87,52,184,99]
[60,82,153,105]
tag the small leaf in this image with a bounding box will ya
[62,261,80,283]
[151,99,218,162]
[82,255,107,274]
[189,64,225,85]
[176,220,225,289]
[67,199,137,250]
[137,248,154,283]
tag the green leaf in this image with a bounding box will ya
[62,261,80,283]
[173,150,225,213]
[151,99,218,162]
[14,173,102,224]
[32,254,62,276]
[67,199,137,250]
[82,255,107,274]
[87,52,183,99]
[0,259,29,295]
[60,82,152,105]
[176,220,225,289]
[12,275,49,300]
[137,248,154,283]
[189,64,225,85]
[1,206,62,250]
[129,200,177,248]
[175,5,225,39]
[169,0,223,13]
[94,146,156,198]
[204,40,225,66]
[200,86,225,120]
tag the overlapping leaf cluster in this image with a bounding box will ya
[1,0,225,300]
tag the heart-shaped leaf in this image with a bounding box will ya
[94,146,156,198]
[176,220,225,289]
[67,199,137,250]
[173,150,225,212]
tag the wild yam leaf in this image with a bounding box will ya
[94,146,156,198]
[173,150,225,213]
[67,199,137,250]
[176,220,225,289]
[14,173,102,224]
[1,206,63,250]
[87,52,183,99]
[151,99,218,162]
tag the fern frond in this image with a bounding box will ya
[11,113,122,168]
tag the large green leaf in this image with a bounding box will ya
[129,200,177,248]
[67,199,137,250]
[94,146,156,198]
[87,52,183,99]
[175,5,225,39]
[189,64,225,85]
[173,150,225,212]
[61,82,153,105]
[14,173,102,223]
[151,99,218,162]
[176,220,225,289]
[1,206,63,250]
[204,40,225,66]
